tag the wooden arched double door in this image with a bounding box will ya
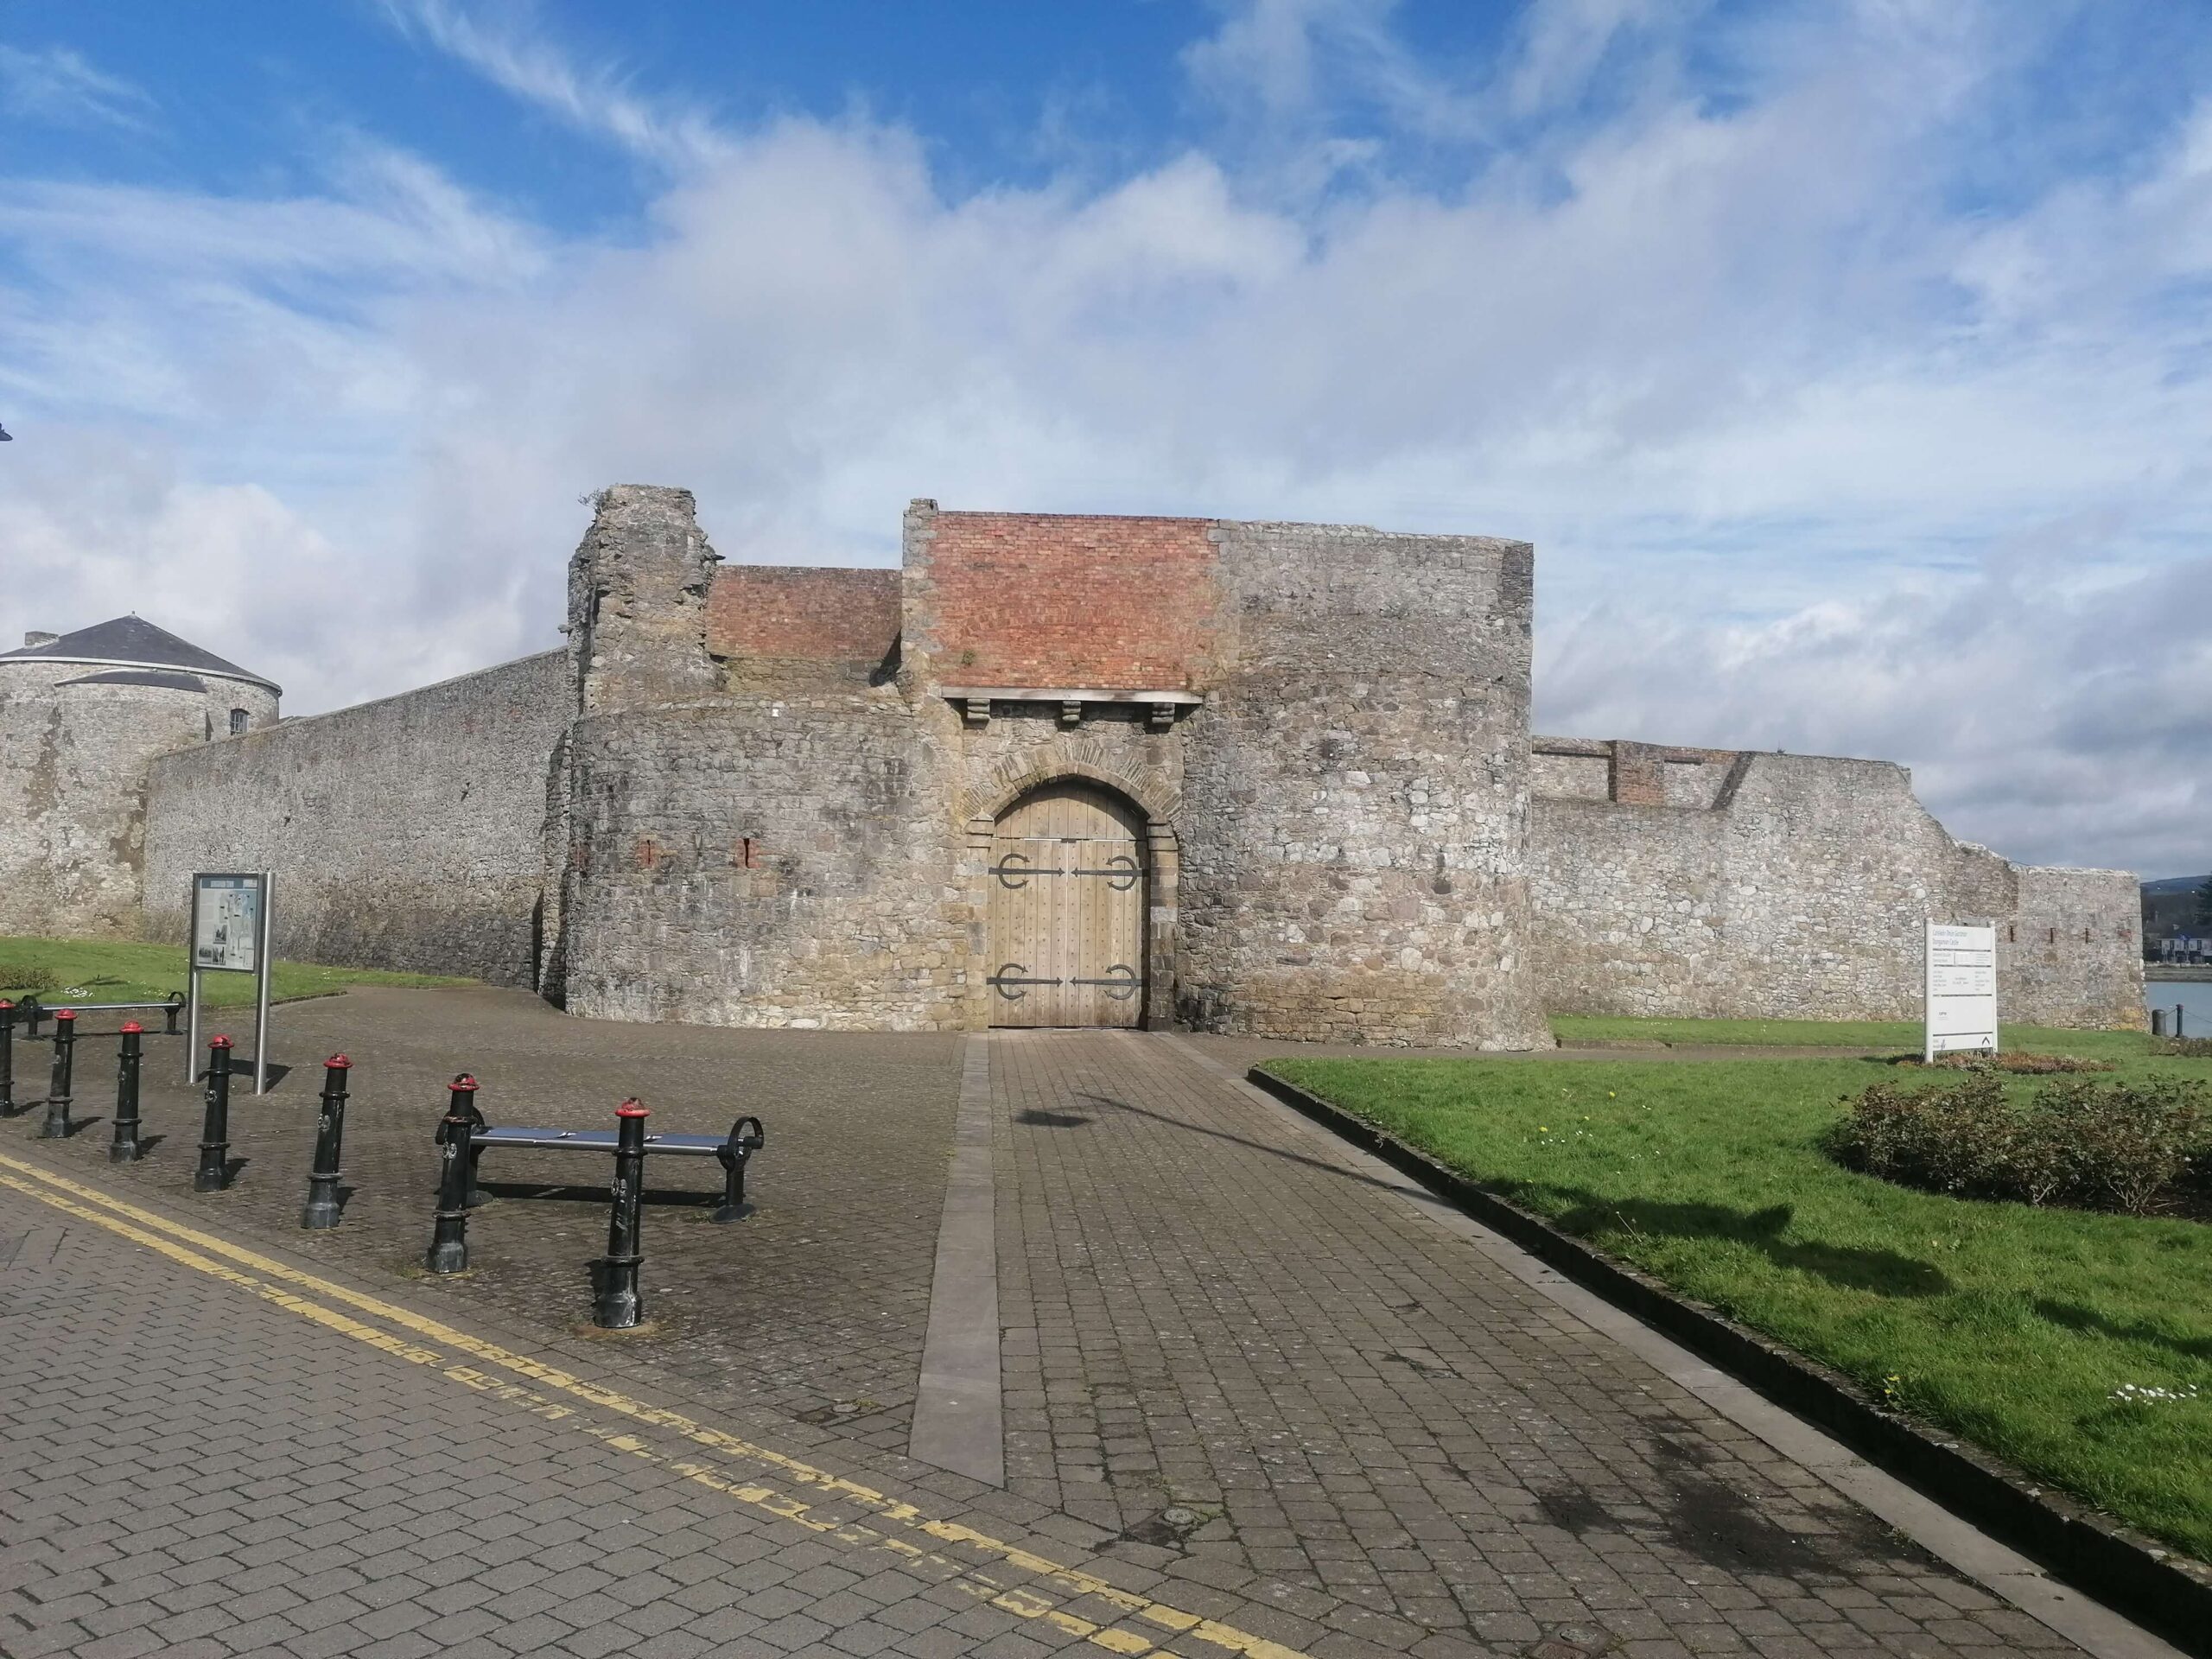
[986,782,1147,1027]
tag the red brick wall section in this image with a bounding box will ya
[706,568,900,664]
[923,512,1219,690]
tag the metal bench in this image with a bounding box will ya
[16,993,185,1038]
[436,1078,765,1223]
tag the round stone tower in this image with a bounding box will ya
[0,617,280,937]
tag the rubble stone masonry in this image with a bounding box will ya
[1,658,276,938]
[143,653,569,986]
[106,487,2144,1041]
[1528,739,2143,1027]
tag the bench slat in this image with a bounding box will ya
[473,1127,722,1154]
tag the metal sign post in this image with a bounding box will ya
[186,872,274,1094]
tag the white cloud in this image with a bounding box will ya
[0,43,153,130]
[1,0,2208,876]
[1538,534,2212,876]
[1504,0,1675,118]
[378,0,731,169]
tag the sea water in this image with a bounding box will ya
[2142,976,2212,1033]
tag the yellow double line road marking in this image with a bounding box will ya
[0,1153,1310,1659]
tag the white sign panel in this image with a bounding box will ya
[1925,922,1998,1059]
[193,874,264,973]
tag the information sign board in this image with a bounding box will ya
[192,874,264,973]
[185,872,273,1095]
[1924,921,1998,1061]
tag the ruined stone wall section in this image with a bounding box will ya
[1529,747,2144,1027]
[143,652,569,986]
[1175,522,1551,1048]
[558,691,966,1030]
[0,671,207,936]
[2004,864,2145,1028]
[568,485,720,716]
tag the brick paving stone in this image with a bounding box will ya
[988,1029,2097,1655]
[28,985,959,1448]
[0,991,2173,1656]
[0,1163,1422,1659]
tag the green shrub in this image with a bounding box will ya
[1833,1075,2206,1215]
[2155,1037,2212,1058]
[0,961,58,998]
[1904,1051,2113,1074]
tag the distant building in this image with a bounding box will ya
[2139,879,2208,959]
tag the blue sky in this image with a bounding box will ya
[3,1,2210,875]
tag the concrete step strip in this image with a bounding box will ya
[908,1031,1006,1484]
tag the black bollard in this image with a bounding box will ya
[426,1094,474,1274]
[19,999,41,1040]
[40,1010,77,1140]
[455,1077,489,1207]
[2153,1008,2167,1038]
[300,1055,352,1230]
[163,991,185,1036]
[431,1075,489,1207]
[111,1022,144,1163]
[0,999,14,1116]
[712,1116,766,1223]
[592,1100,649,1329]
[2177,1005,2188,1039]
[194,1035,234,1192]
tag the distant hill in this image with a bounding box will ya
[2142,875,2208,895]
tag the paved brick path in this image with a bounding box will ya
[20,987,960,1455]
[0,1169,1331,1659]
[0,990,2173,1656]
[992,1031,2094,1656]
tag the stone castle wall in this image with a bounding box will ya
[143,652,569,985]
[1528,739,2143,1027]
[70,485,2138,1042]
[1174,523,1551,1048]
[557,499,1558,1046]
[557,690,963,1029]
[0,659,277,938]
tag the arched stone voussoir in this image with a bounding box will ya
[965,750,1181,830]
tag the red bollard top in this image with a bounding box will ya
[616,1098,648,1118]
[327,1054,352,1070]
[54,1008,75,1022]
[120,1021,142,1034]
[0,999,12,1011]
[210,1034,233,1049]
[451,1074,479,1092]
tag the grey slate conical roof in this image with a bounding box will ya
[0,615,279,695]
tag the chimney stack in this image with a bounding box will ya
[22,631,57,648]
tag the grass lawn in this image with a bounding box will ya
[0,935,473,1010]
[1266,1045,2212,1563]
[1549,1012,2151,1058]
